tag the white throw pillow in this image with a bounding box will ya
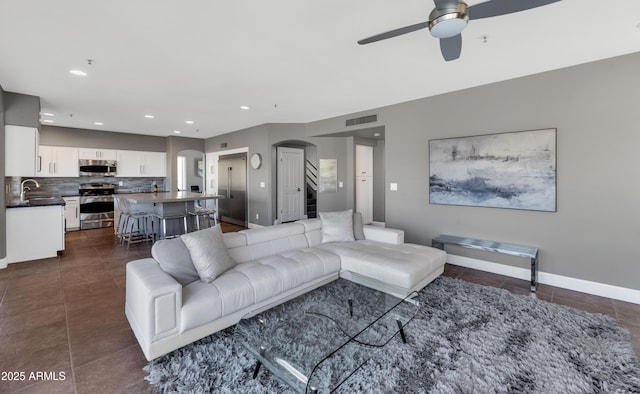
[319,209,355,243]
[180,225,236,283]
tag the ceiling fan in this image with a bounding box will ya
[357,0,561,61]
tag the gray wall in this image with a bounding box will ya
[0,86,5,260]
[306,52,640,291]
[166,136,205,192]
[40,125,166,151]
[205,123,352,226]
[3,92,40,127]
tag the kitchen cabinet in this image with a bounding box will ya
[78,147,117,161]
[37,145,79,177]
[116,150,166,177]
[63,197,80,231]
[6,205,65,263]
[5,125,39,176]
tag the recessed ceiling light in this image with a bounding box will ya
[94,122,104,126]
[374,132,381,137]
[69,69,87,76]
[185,120,194,124]
[173,130,182,134]
[41,112,54,116]
[144,114,155,119]
[240,106,250,110]
[41,119,54,123]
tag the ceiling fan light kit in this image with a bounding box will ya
[428,1,469,39]
[358,0,562,61]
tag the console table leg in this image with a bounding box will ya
[252,361,262,379]
[396,320,407,344]
[531,254,538,293]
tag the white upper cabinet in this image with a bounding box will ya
[355,145,374,176]
[37,146,79,177]
[5,125,39,177]
[142,151,166,177]
[116,150,166,177]
[78,148,117,161]
[115,150,141,177]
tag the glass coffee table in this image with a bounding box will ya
[234,277,420,393]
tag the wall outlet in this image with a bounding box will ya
[118,181,124,186]
[256,213,259,220]
[390,183,398,191]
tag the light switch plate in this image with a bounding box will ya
[339,181,344,188]
[390,183,398,191]
[260,181,265,188]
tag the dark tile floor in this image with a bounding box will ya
[0,226,638,393]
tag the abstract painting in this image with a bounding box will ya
[429,128,556,212]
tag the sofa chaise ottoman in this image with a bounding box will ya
[125,212,446,360]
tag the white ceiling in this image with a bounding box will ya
[1,0,640,139]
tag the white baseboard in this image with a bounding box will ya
[0,257,7,270]
[447,254,640,305]
[247,223,264,229]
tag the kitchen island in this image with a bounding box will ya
[5,198,66,264]
[115,192,225,238]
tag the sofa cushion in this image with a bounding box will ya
[181,225,236,283]
[319,209,355,243]
[316,240,446,290]
[151,237,199,286]
[180,247,341,332]
[353,212,365,241]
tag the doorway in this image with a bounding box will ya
[276,146,305,223]
[217,153,248,227]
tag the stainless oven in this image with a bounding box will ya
[79,159,117,177]
[79,183,116,229]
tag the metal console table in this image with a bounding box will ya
[432,234,539,292]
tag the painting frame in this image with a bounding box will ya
[318,159,338,193]
[429,128,557,212]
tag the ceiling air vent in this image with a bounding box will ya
[220,142,227,148]
[345,114,377,127]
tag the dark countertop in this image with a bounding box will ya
[6,197,66,208]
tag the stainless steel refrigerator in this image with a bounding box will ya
[218,154,247,227]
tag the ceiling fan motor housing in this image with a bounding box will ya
[429,1,469,38]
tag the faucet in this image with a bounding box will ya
[20,179,40,201]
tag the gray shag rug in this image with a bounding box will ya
[145,277,640,393]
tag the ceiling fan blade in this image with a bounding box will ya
[357,21,430,45]
[468,0,561,20]
[440,34,462,61]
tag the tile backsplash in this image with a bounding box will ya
[5,176,166,200]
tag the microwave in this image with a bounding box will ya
[79,159,117,177]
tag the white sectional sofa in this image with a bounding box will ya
[125,216,446,360]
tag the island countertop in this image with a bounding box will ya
[116,192,225,204]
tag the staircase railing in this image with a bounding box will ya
[305,160,318,192]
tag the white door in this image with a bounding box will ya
[277,147,305,223]
[356,176,373,224]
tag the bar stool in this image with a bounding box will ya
[154,212,189,240]
[187,199,217,231]
[118,197,154,248]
